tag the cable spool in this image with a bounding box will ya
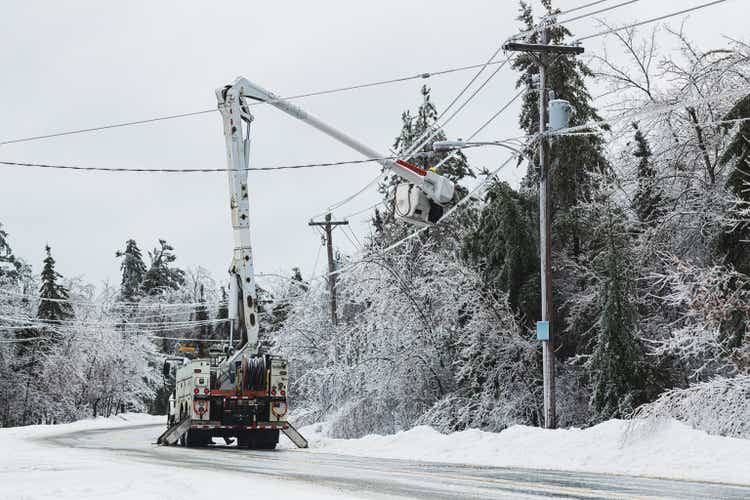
[243,355,267,391]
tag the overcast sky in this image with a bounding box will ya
[0,0,744,290]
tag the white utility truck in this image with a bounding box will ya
[157,77,456,449]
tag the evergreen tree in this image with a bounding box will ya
[0,223,24,281]
[514,0,609,254]
[392,85,474,183]
[631,123,664,227]
[463,180,539,322]
[715,93,750,349]
[115,239,147,302]
[375,85,474,237]
[141,239,186,295]
[590,206,645,421]
[37,245,74,323]
[718,93,750,275]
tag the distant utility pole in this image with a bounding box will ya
[308,213,349,325]
[504,23,584,429]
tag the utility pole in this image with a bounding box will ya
[308,213,349,325]
[504,23,584,430]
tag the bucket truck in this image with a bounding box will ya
[157,77,457,450]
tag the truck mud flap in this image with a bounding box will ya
[281,422,308,449]
[156,416,191,446]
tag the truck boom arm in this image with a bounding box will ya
[216,76,456,353]
[229,77,456,204]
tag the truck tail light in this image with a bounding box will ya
[194,388,200,394]
[280,390,286,396]
[204,388,210,394]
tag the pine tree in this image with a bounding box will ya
[141,239,186,295]
[375,85,474,236]
[715,93,750,350]
[115,239,147,302]
[392,85,474,183]
[514,0,609,254]
[37,245,74,323]
[590,206,645,421]
[631,123,664,227]
[463,180,539,322]
[0,223,29,283]
[718,93,750,275]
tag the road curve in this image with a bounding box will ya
[44,422,750,500]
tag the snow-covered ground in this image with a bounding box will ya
[3,413,749,499]
[286,418,750,486]
[0,413,348,500]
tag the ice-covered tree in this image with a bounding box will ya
[631,123,664,227]
[115,239,147,302]
[589,205,645,421]
[462,180,539,323]
[375,85,473,239]
[142,239,186,295]
[37,245,74,324]
[514,0,609,254]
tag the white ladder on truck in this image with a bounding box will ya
[156,416,191,446]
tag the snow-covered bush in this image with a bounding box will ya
[276,238,539,437]
[633,376,750,438]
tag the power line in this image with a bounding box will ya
[510,0,643,41]
[0,110,216,147]
[576,0,732,42]
[0,156,395,174]
[0,60,516,148]
[558,0,613,16]
[559,0,642,26]
[344,200,385,219]
[0,288,225,309]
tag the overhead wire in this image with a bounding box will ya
[0,156,395,174]
[575,0,732,42]
[557,0,613,16]
[0,59,519,148]
[509,0,643,41]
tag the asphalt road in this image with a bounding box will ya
[44,423,750,499]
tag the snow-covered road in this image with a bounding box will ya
[4,416,748,499]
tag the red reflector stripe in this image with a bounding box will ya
[395,159,427,176]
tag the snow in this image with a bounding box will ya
[0,413,351,500]
[5,413,750,499]
[283,418,750,486]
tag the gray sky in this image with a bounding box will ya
[0,0,744,290]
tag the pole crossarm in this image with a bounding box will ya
[502,42,584,55]
[308,220,350,227]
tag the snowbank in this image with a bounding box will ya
[283,418,750,486]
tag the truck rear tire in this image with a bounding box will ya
[236,430,278,450]
[185,429,210,447]
[255,430,279,450]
